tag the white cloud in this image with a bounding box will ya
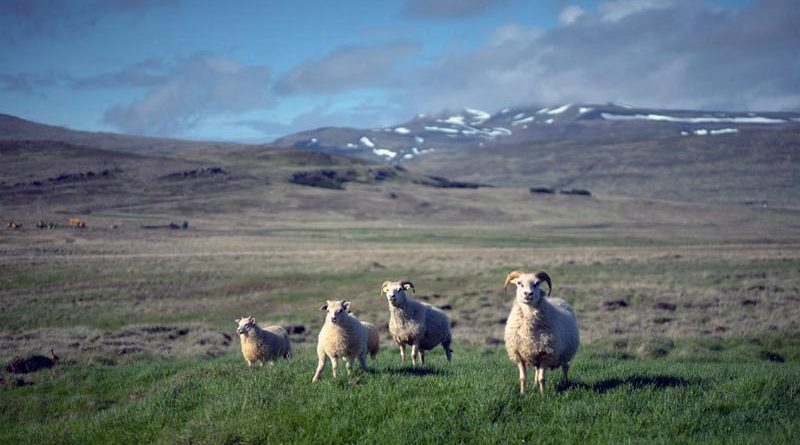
[558,5,585,25]
[598,0,675,22]
[101,53,273,136]
[405,0,800,114]
[275,42,420,95]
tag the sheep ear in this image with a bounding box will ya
[319,304,328,311]
[248,317,255,324]
[343,301,351,311]
[235,317,241,323]
[380,281,392,294]
[504,270,524,292]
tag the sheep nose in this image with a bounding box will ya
[523,291,532,298]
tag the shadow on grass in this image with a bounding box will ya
[561,375,693,393]
[383,366,450,377]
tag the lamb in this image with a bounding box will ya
[382,279,452,366]
[235,316,291,366]
[312,300,371,382]
[362,321,381,358]
[503,270,580,394]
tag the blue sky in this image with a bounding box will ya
[1,0,797,141]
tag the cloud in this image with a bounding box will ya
[71,58,167,89]
[405,0,800,113]
[96,53,274,136]
[238,99,412,140]
[402,0,503,19]
[597,0,675,22]
[274,42,420,95]
[0,71,62,95]
[0,0,179,41]
[558,5,585,25]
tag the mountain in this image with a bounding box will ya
[272,103,800,207]
[272,103,800,163]
[0,113,239,157]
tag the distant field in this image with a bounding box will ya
[2,172,800,443]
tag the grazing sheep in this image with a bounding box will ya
[312,300,370,382]
[382,280,452,366]
[503,270,580,394]
[235,316,291,366]
[362,321,380,358]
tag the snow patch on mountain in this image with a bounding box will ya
[465,107,491,123]
[546,104,571,115]
[394,127,411,134]
[424,126,460,134]
[359,136,375,147]
[512,116,534,126]
[439,116,465,126]
[602,113,785,124]
[373,148,397,159]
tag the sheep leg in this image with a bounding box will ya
[331,356,339,378]
[359,353,368,371]
[517,361,527,395]
[536,368,546,394]
[399,344,407,365]
[312,354,326,383]
[443,338,452,362]
[411,343,420,367]
[345,357,354,376]
[420,350,426,365]
[561,363,570,388]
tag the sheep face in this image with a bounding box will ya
[382,280,414,308]
[506,272,552,306]
[320,300,351,324]
[236,316,256,335]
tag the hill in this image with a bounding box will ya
[0,113,237,157]
[272,104,800,207]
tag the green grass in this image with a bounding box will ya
[2,345,798,445]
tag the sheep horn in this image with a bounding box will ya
[504,270,524,292]
[535,271,552,296]
[399,279,415,293]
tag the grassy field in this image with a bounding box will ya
[2,143,800,445]
[2,344,798,444]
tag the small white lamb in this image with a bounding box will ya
[235,316,292,366]
[503,270,580,394]
[312,300,370,382]
[361,321,381,358]
[382,279,452,366]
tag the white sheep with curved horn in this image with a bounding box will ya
[503,270,580,394]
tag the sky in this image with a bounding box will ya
[1,0,798,142]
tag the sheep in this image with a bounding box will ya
[361,321,381,358]
[312,300,371,382]
[503,270,580,394]
[235,316,291,366]
[382,279,452,366]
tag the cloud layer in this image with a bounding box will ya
[0,0,178,40]
[274,43,420,95]
[402,0,502,19]
[406,0,800,113]
[94,54,273,136]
